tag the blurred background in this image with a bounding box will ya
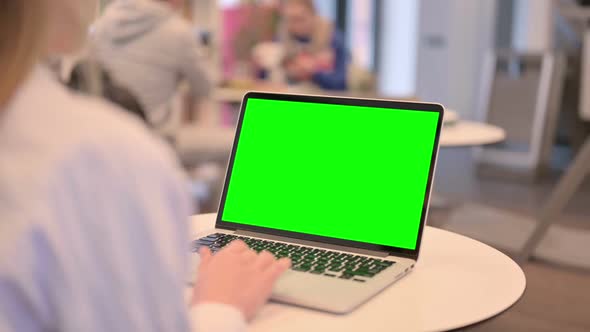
[55,0,589,330]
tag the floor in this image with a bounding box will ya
[432,148,590,332]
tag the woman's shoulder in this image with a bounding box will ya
[157,15,197,50]
[0,69,190,285]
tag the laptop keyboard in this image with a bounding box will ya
[192,233,395,282]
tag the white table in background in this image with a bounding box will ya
[211,87,417,104]
[191,214,526,332]
[430,120,505,208]
[209,92,506,148]
[440,121,506,148]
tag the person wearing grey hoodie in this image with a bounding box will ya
[91,0,211,130]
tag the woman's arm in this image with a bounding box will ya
[311,31,348,90]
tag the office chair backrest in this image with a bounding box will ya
[474,50,566,178]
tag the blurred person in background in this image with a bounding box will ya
[256,0,348,90]
[0,0,290,331]
[91,0,211,130]
[66,59,148,123]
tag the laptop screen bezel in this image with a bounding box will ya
[215,92,444,260]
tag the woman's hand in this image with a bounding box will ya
[285,54,316,81]
[192,240,291,321]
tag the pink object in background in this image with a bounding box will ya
[222,4,280,80]
[222,6,251,79]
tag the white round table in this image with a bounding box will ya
[443,109,459,125]
[212,87,251,103]
[440,121,506,147]
[432,120,506,207]
[191,214,526,332]
[212,87,417,104]
[208,92,504,148]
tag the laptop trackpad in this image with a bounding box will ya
[271,270,371,314]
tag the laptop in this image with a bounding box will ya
[193,92,444,314]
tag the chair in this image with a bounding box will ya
[162,84,234,168]
[518,23,590,263]
[474,50,566,180]
[581,26,590,121]
[444,5,590,269]
[174,124,234,167]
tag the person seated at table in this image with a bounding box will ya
[0,1,290,331]
[255,0,349,90]
[91,0,211,128]
[66,59,148,123]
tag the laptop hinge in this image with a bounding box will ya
[235,230,390,258]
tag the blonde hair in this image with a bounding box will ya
[284,0,316,13]
[0,0,48,107]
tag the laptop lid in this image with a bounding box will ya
[216,92,444,260]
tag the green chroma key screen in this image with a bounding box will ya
[221,98,440,250]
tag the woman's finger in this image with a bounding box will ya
[261,258,291,284]
[240,249,258,264]
[224,240,249,253]
[254,250,276,271]
[198,247,212,268]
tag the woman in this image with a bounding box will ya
[91,0,212,127]
[0,1,289,331]
[273,0,348,90]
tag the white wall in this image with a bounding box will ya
[415,0,451,104]
[347,0,375,69]
[448,0,497,118]
[512,0,554,52]
[314,0,337,21]
[415,0,497,118]
[377,0,419,97]
[218,0,240,7]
